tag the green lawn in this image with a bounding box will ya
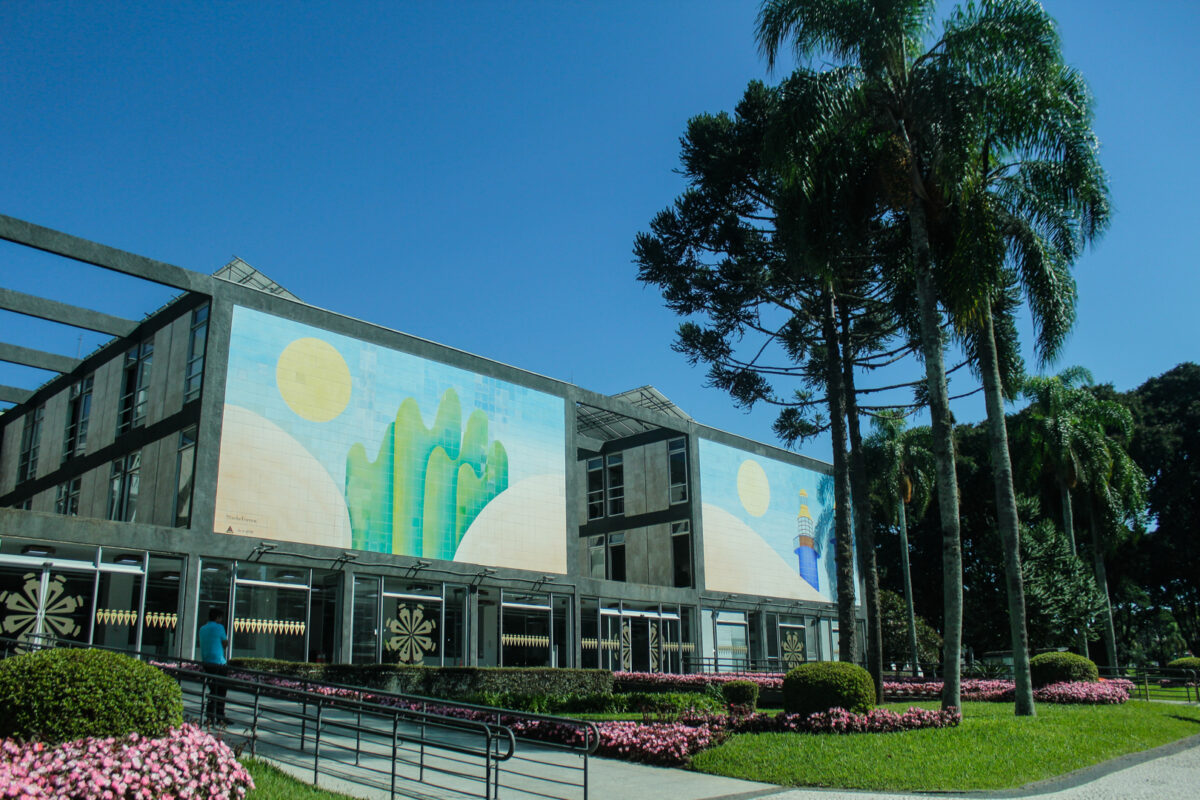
[691,701,1200,791]
[243,758,360,800]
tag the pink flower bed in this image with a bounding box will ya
[1036,681,1130,704]
[0,724,253,799]
[508,706,960,766]
[730,706,961,736]
[884,678,1131,704]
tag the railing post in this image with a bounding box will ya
[390,715,399,800]
[491,733,502,800]
[300,695,308,751]
[251,685,260,757]
[419,701,426,783]
[484,729,492,800]
[313,700,323,787]
[583,727,590,800]
[355,703,362,766]
[200,677,210,725]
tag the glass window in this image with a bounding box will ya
[117,340,153,434]
[232,565,309,662]
[586,458,604,520]
[580,597,600,669]
[351,576,380,663]
[443,585,468,666]
[552,594,571,668]
[94,569,143,650]
[382,579,441,665]
[174,427,197,527]
[587,535,605,578]
[668,438,688,504]
[108,451,141,522]
[63,376,94,462]
[608,532,626,582]
[17,405,44,483]
[183,305,208,403]
[55,478,81,516]
[606,454,624,516]
[671,521,692,588]
[140,555,183,656]
[501,590,551,667]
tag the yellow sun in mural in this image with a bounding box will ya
[737,459,770,517]
[276,338,352,422]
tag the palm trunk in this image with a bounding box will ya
[840,306,884,701]
[907,196,964,712]
[1089,502,1119,670]
[1059,478,1076,551]
[897,497,921,676]
[977,305,1035,715]
[821,283,857,664]
[1063,482,1089,658]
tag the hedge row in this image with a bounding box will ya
[229,659,614,698]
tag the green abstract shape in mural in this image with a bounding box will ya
[346,389,508,559]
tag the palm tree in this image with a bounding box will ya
[1075,388,1147,669]
[1020,369,1128,659]
[868,412,935,676]
[1020,368,1101,552]
[757,0,1074,711]
[928,15,1110,713]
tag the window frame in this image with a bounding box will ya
[17,405,45,483]
[183,305,208,403]
[668,437,688,504]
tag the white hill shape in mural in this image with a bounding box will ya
[701,503,825,602]
[454,474,566,574]
[214,404,352,548]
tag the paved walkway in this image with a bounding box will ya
[192,680,1200,800]
[252,731,1200,800]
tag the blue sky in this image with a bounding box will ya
[2,1,1197,464]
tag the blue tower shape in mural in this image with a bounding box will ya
[793,490,819,591]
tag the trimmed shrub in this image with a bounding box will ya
[1029,652,1098,687]
[1166,656,1200,673]
[228,659,614,698]
[721,679,759,710]
[782,662,875,717]
[0,648,183,744]
[459,689,721,716]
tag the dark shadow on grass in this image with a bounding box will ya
[1167,714,1200,725]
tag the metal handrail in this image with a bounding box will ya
[2,635,596,799]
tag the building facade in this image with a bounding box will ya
[0,215,860,672]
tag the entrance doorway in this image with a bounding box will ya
[0,566,92,646]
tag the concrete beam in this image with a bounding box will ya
[0,385,33,404]
[0,214,213,294]
[0,287,138,336]
[0,342,80,374]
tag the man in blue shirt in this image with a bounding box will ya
[198,608,229,724]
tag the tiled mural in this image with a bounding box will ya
[214,308,567,573]
[698,439,849,603]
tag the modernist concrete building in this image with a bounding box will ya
[0,215,859,672]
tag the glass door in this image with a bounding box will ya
[0,566,93,648]
[231,566,310,662]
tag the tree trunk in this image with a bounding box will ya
[908,199,963,712]
[1064,482,1089,659]
[977,305,1035,715]
[822,284,857,664]
[897,497,921,676]
[840,305,883,701]
[1060,477,1076,552]
[1090,502,1119,670]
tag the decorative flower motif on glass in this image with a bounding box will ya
[0,572,84,647]
[385,603,437,664]
[782,630,805,669]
